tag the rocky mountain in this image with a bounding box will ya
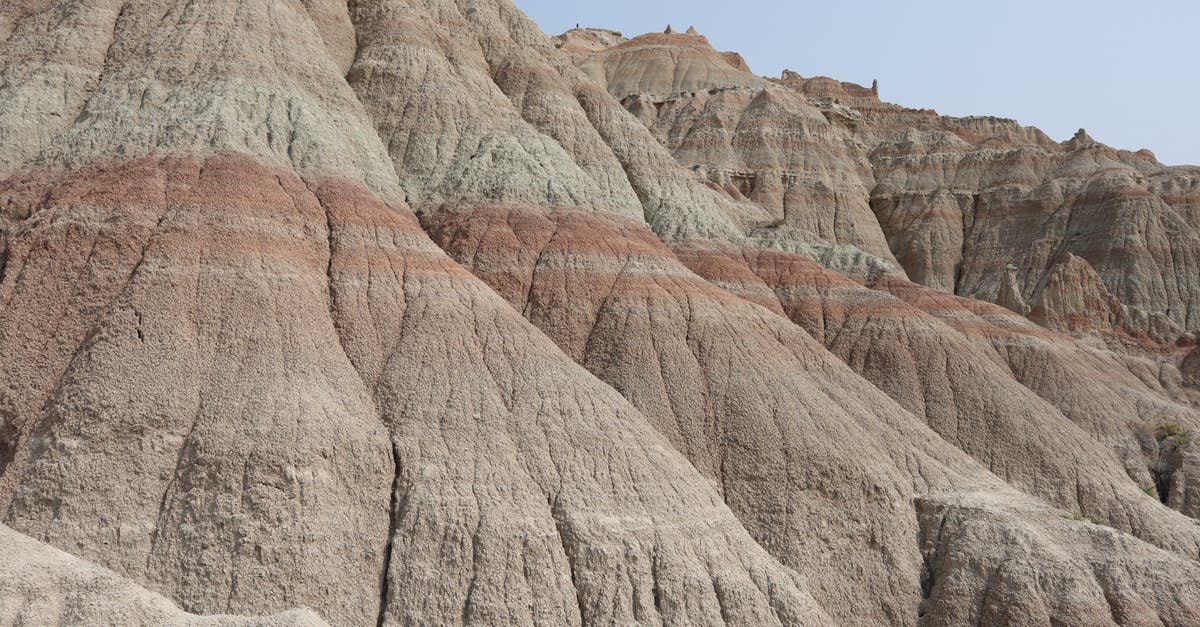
[559,27,1200,345]
[1,2,1199,626]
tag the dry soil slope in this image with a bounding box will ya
[875,277,1200,519]
[2,1,1200,626]
[426,203,1200,625]
[560,19,1200,531]
[0,524,326,626]
[677,241,1200,521]
[350,2,1200,625]
[0,1,831,625]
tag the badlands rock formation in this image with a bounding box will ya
[0,524,326,626]
[567,28,1200,343]
[2,1,1200,626]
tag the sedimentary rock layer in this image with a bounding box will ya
[565,29,1200,340]
[424,202,1200,624]
[3,0,1200,625]
[0,1,829,624]
[0,153,829,625]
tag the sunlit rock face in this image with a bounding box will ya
[1,2,1200,625]
[566,28,1200,344]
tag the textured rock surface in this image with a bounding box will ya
[1,157,399,624]
[1182,347,1200,390]
[552,21,1200,625]
[915,494,1200,627]
[0,103,823,627]
[1028,253,1129,332]
[0,524,326,626]
[872,276,1200,521]
[566,30,1200,341]
[423,198,1200,627]
[3,1,1200,626]
[0,2,828,625]
[556,29,768,98]
[423,205,947,623]
[871,130,1200,340]
[567,29,900,270]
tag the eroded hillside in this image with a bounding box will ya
[0,3,1198,626]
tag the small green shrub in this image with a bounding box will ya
[1142,485,1158,498]
[1157,422,1193,448]
[1160,422,1185,439]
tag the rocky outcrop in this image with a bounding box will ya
[996,263,1031,315]
[674,239,1200,545]
[1182,347,1200,390]
[0,157,397,624]
[399,12,1200,614]
[563,32,901,269]
[4,1,1200,626]
[633,85,901,266]
[1028,253,1128,333]
[871,131,1200,339]
[551,22,1200,624]
[873,277,1200,519]
[423,199,1200,627]
[423,204,939,623]
[559,29,768,98]
[564,28,1200,341]
[552,27,627,53]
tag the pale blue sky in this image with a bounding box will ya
[517,0,1199,165]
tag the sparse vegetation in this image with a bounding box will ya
[1160,422,1186,438]
[1141,485,1158,498]
[1157,422,1194,448]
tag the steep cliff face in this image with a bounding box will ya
[871,130,1200,340]
[565,30,900,271]
[2,2,1200,626]
[566,28,1200,342]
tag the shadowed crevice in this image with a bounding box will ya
[548,493,587,625]
[376,442,402,627]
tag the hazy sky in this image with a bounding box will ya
[516,0,1199,166]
